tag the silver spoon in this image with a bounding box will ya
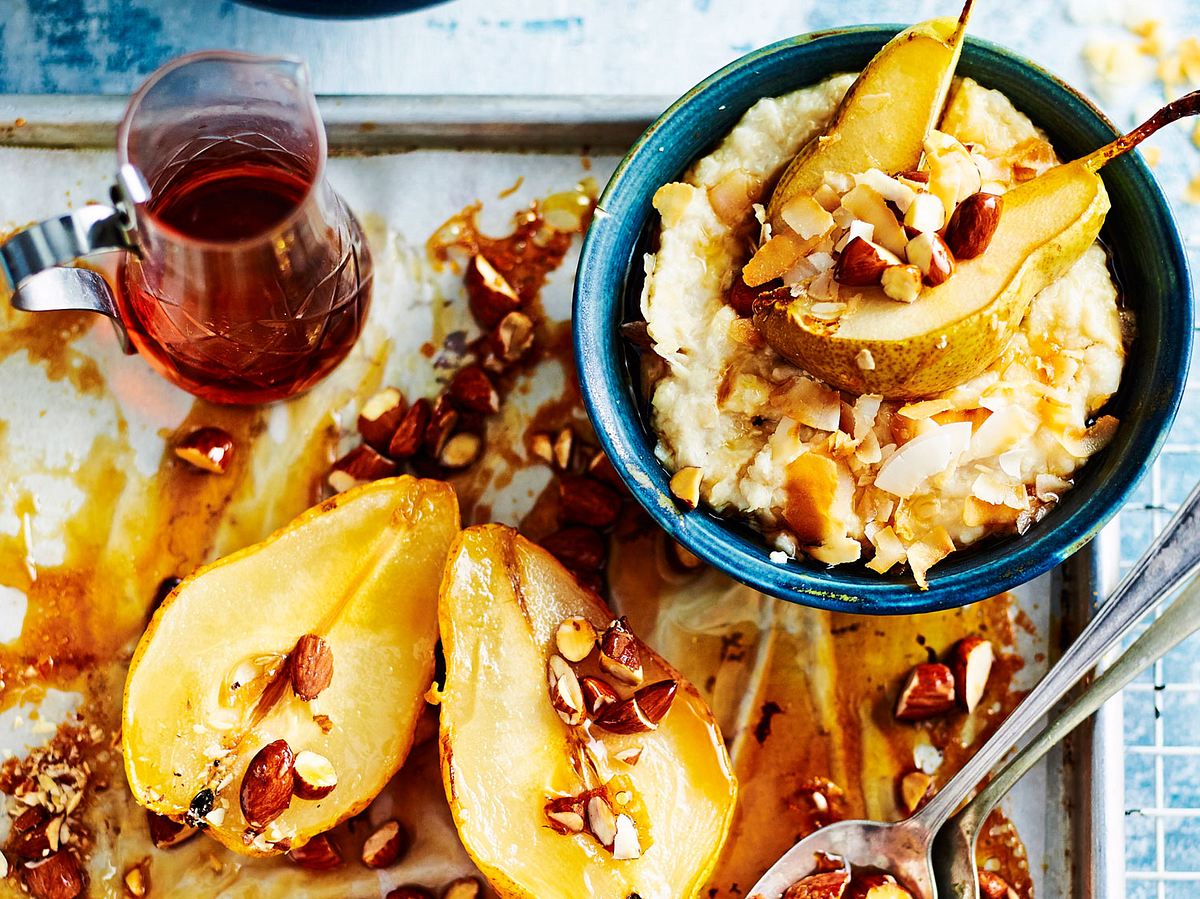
[933,559,1200,898]
[747,479,1200,899]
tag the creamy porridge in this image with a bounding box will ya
[640,76,1127,586]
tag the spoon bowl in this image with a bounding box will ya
[747,817,932,898]
[747,481,1200,899]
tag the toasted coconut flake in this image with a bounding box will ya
[971,472,1029,510]
[744,234,808,287]
[867,526,907,573]
[774,377,843,432]
[1035,473,1072,502]
[780,195,836,239]
[898,399,953,421]
[1056,415,1119,458]
[809,534,862,566]
[855,429,883,465]
[997,449,1025,479]
[907,527,956,589]
[806,269,840,301]
[834,219,874,252]
[875,422,972,498]
[851,394,882,439]
[840,183,908,256]
[855,168,918,213]
[855,349,876,371]
[969,406,1039,458]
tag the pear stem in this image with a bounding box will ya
[952,0,975,45]
[1084,89,1200,172]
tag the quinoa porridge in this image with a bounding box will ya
[640,76,1128,586]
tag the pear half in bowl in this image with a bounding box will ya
[122,477,459,856]
[436,525,737,899]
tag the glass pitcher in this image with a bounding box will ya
[0,52,373,405]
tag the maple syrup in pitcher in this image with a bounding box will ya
[114,53,373,404]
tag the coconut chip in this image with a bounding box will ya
[875,422,972,498]
[907,527,956,589]
[773,377,843,431]
[1035,473,1072,502]
[866,525,907,573]
[1054,414,1119,458]
[898,398,954,420]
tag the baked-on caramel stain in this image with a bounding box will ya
[1,177,1037,897]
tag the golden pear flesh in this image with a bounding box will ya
[755,163,1110,397]
[755,89,1200,398]
[765,3,972,232]
[122,477,459,856]
[436,525,737,899]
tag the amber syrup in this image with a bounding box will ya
[117,154,372,405]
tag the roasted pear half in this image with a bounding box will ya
[755,91,1200,398]
[123,477,459,856]
[437,525,737,899]
[765,1,972,231]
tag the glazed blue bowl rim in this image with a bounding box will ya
[574,26,1192,614]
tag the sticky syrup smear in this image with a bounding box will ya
[1,178,1035,897]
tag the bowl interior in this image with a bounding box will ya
[575,28,1191,613]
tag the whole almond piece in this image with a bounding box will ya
[388,398,432,459]
[464,253,521,327]
[547,654,586,727]
[8,807,52,860]
[442,877,484,899]
[448,365,500,415]
[781,870,851,899]
[292,750,338,800]
[905,231,955,286]
[727,272,760,317]
[288,833,343,870]
[899,770,932,813]
[438,432,483,470]
[481,310,535,372]
[944,192,1003,260]
[579,675,620,716]
[543,795,587,835]
[951,636,995,713]
[387,888,435,899]
[174,427,235,474]
[585,794,618,848]
[599,617,644,686]
[541,527,607,574]
[331,445,397,484]
[978,870,1019,899]
[240,739,296,829]
[357,387,407,452]
[362,819,408,868]
[422,396,460,457]
[289,634,334,701]
[554,616,598,663]
[595,680,678,735]
[834,237,901,287]
[633,680,678,724]
[559,475,622,528]
[145,810,198,850]
[894,663,957,721]
[24,851,84,899]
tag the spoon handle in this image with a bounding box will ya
[915,478,1200,828]
[954,566,1200,832]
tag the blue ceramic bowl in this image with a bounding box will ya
[574,27,1192,613]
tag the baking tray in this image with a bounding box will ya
[0,94,1118,898]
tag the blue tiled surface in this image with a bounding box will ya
[5,0,1200,890]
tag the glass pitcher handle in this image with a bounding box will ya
[0,165,149,354]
